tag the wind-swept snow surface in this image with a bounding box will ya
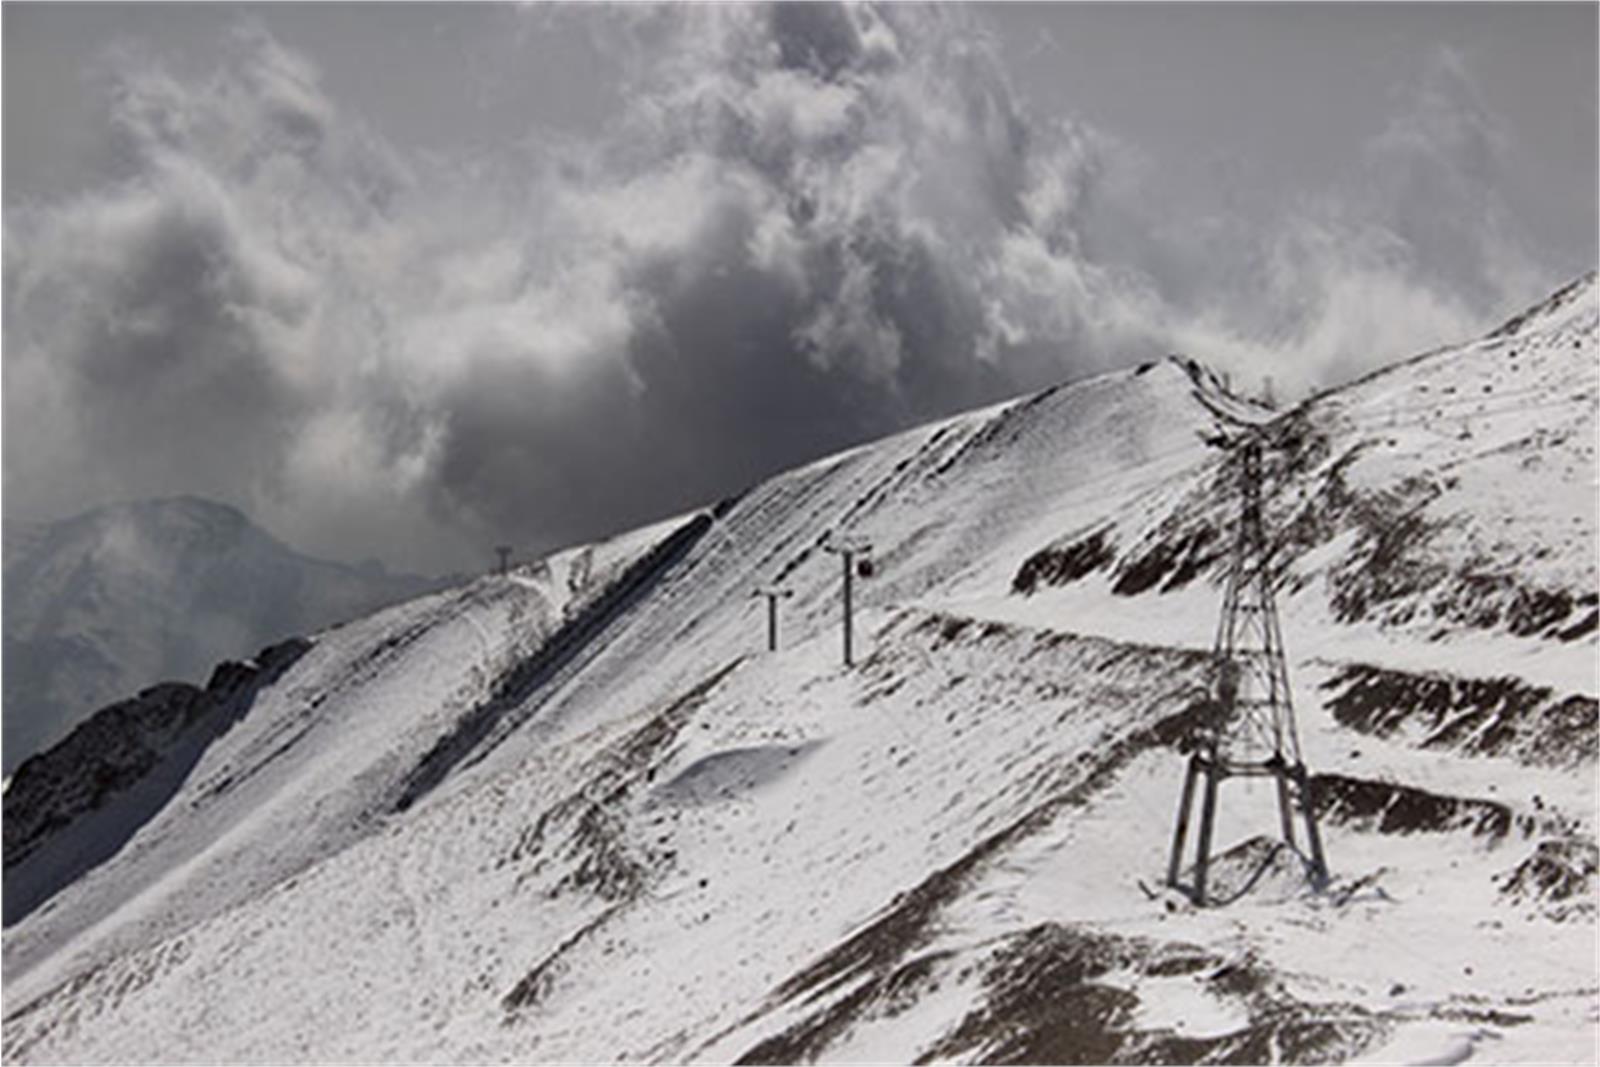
[4,276,1596,1064]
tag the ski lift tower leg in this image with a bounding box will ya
[1167,754,1202,890]
[841,549,853,666]
[1192,758,1221,906]
[1274,763,1298,852]
[1294,763,1329,887]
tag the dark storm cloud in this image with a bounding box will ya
[398,5,1049,555]
[2,6,1580,571]
[6,25,449,562]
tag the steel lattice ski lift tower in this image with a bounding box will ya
[1166,430,1328,905]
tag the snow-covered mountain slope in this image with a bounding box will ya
[2,496,446,772]
[3,276,1595,1064]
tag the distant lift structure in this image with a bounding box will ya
[752,585,795,652]
[823,533,874,667]
[1166,431,1329,905]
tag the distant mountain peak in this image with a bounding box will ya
[2,496,446,772]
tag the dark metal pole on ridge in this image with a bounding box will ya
[752,586,793,652]
[824,534,872,667]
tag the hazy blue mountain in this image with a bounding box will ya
[3,496,447,772]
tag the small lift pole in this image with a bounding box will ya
[752,586,794,651]
[823,533,873,667]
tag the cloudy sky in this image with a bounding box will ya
[4,2,1595,574]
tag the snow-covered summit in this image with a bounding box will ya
[3,279,1595,1064]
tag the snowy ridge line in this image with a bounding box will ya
[890,395,1227,552]
[1169,353,1278,428]
[1312,271,1597,402]
[1486,269,1599,339]
[836,354,1589,576]
[773,387,1036,574]
[750,363,1241,582]
[909,437,1215,551]
[269,583,481,725]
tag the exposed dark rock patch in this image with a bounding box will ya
[1319,662,1598,769]
[1112,525,1221,597]
[920,924,1138,1064]
[3,640,310,866]
[921,923,1381,1065]
[2,637,311,924]
[733,950,955,1064]
[1013,529,1116,595]
[1310,773,1512,839]
[1498,838,1597,921]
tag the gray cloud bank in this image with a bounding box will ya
[4,5,1585,572]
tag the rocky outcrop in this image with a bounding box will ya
[3,637,311,881]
